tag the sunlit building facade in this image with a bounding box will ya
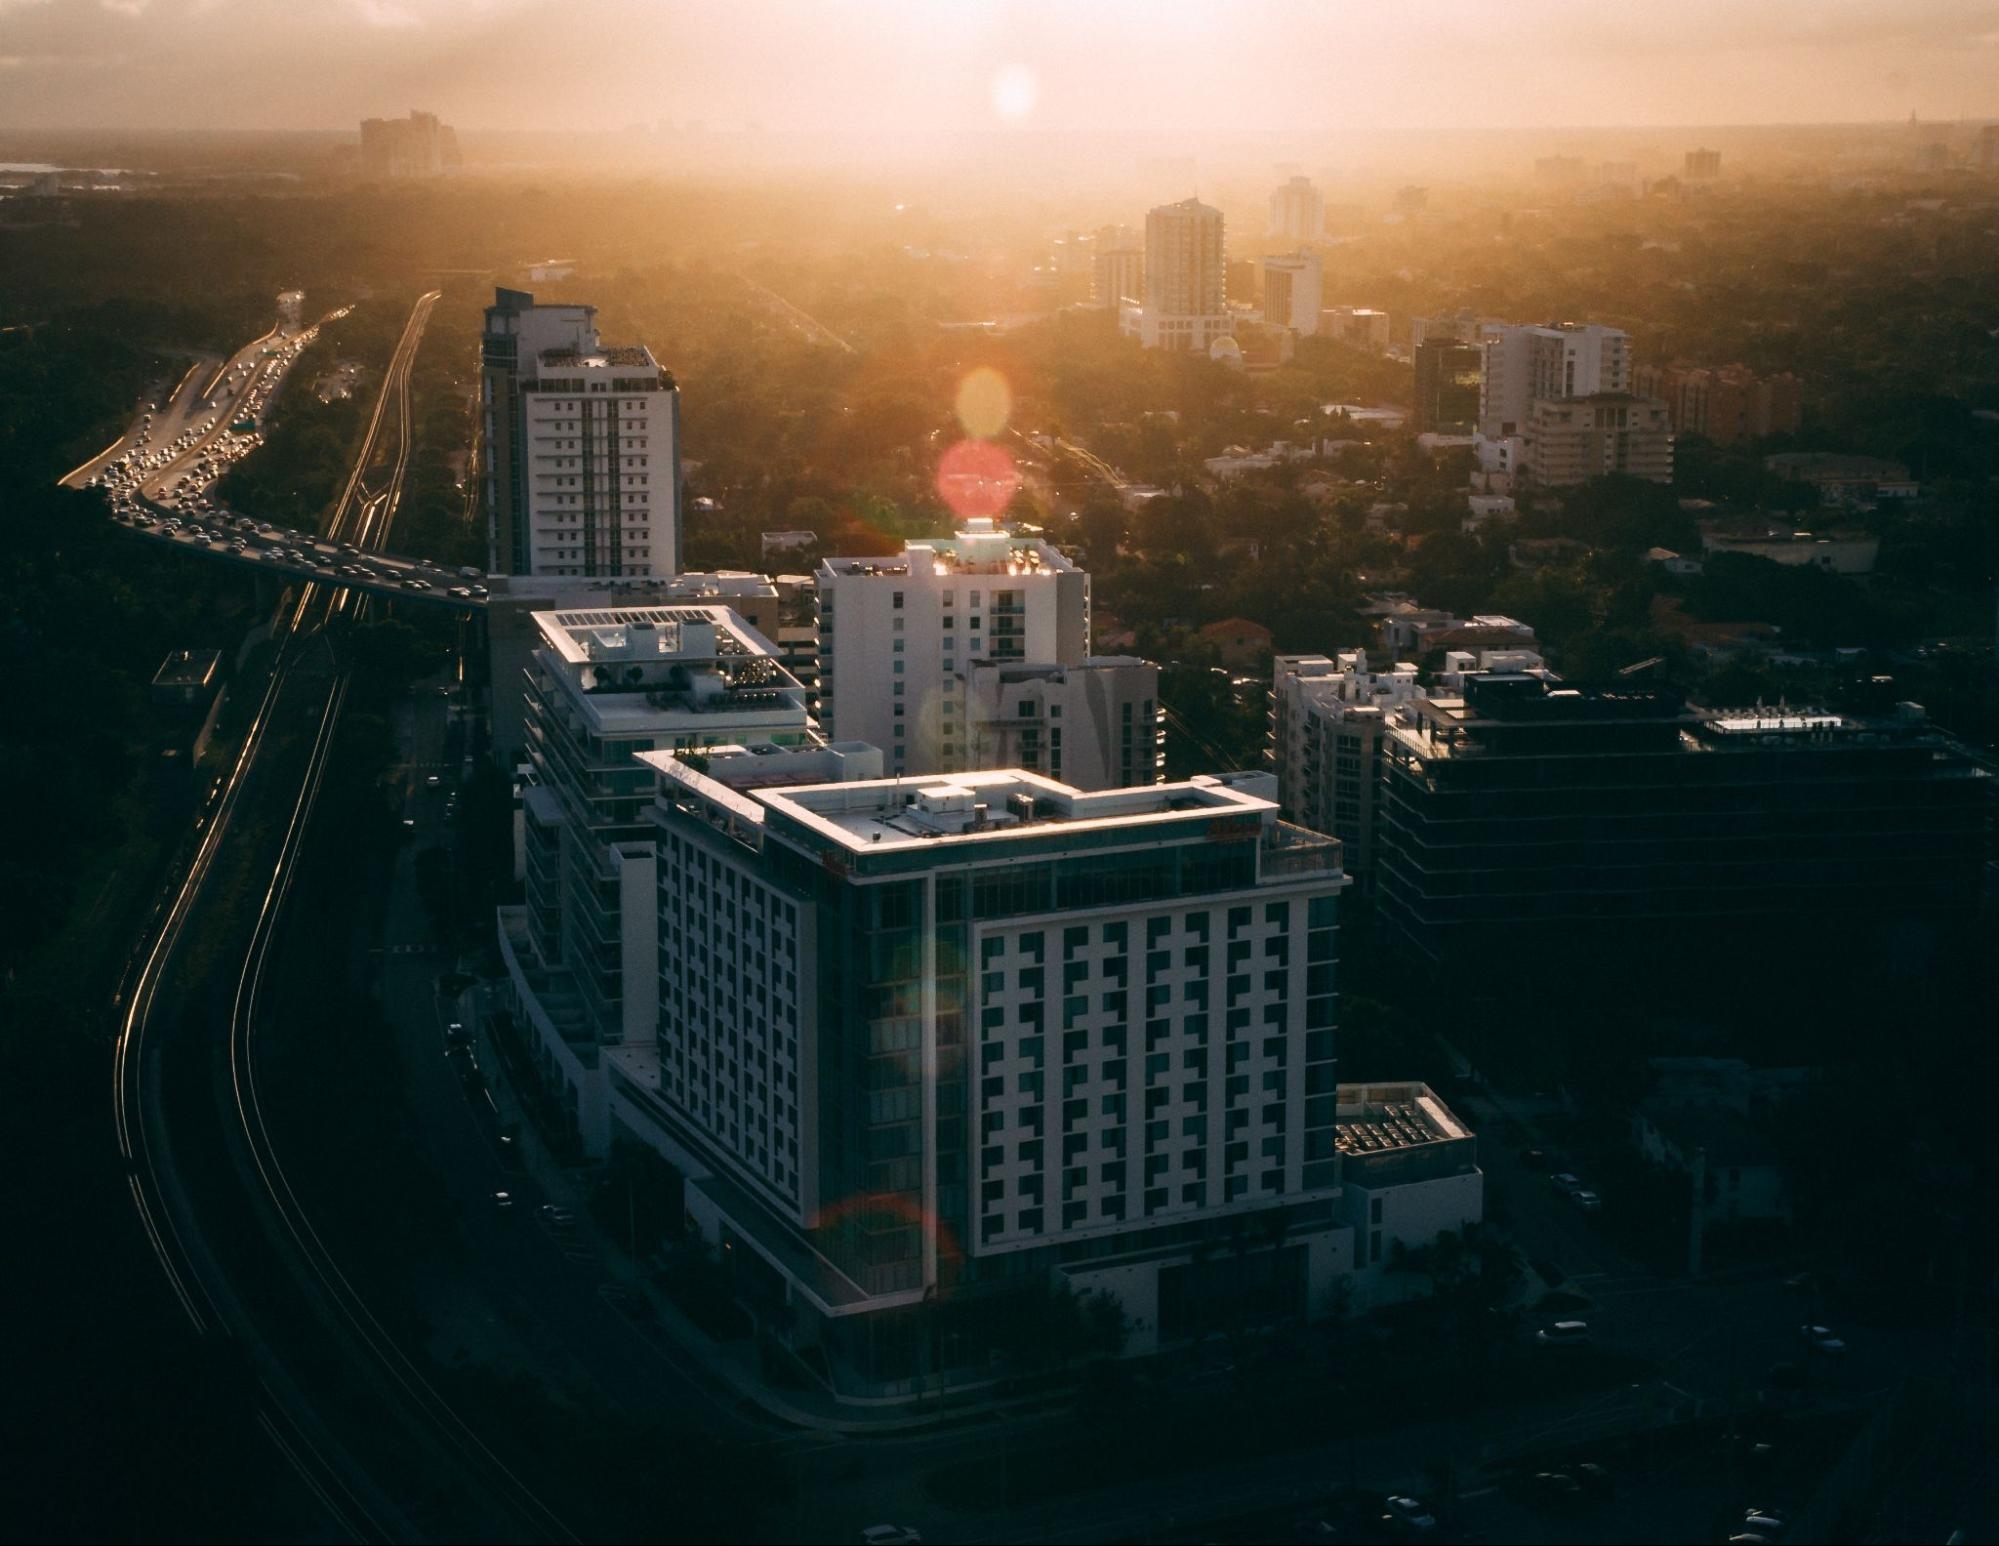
[604,760,1466,1388]
[480,287,682,579]
[816,521,1090,778]
[1121,198,1232,352]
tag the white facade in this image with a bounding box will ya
[1262,251,1324,335]
[958,657,1162,790]
[503,607,814,1147]
[481,288,682,579]
[816,520,1090,777]
[637,762,1358,1344]
[1477,322,1631,440]
[1268,175,1324,242]
[484,570,782,764]
[1122,198,1232,351]
[1269,652,1422,887]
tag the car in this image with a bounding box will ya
[859,1528,922,1546]
[1535,1319,1592,1347]
[1530,1471,1583,1505]
[1519,1147,1552,1170]
[493,1190,515,1211]
[1800,1324,1846,1355]
[1381,1495,1438,1535]
[1574,1461,1614,1496]
[539,1205,575,1228]
[444,1022,470,1047]
[1571,1189,1603,1213]
[425,774,442,787]
[1740,1508,1789,1539]
[1550,1172,1585,1194]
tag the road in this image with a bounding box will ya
[110,289,581,1542]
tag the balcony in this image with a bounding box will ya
[1258,821,1344,885]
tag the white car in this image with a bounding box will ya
[1799,1324,1846,1355]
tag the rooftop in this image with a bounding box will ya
[1335,1085,1471,1157]
[538,343,658,370]
[750,768,1277,854]
[819,519,1076,580]
[535,605,766,667]
[152,648,221,690]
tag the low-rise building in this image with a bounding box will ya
[1633,1103,1789,1225]
[1200,617,1274,671]
[1763,453,1918,507]
[1699,525,1879,575]
[1523,393,1674,486]
[1320,306,1393,353]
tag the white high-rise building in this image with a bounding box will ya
[958,657,1163,789]
[500,606,815,1140]
[1477,323,1631,441]
[1268,174,1324,242]
[1262,251,1324,336]
[816,520,1090,777]
[622,757,1473,1378]
[480,287,682,578]
[1091,224,1144,310]
[1120,198,1232,352]
[1270,652,1421,889]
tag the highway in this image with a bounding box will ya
[65,296,491,612]
[111,290,582,1542]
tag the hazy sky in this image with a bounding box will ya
[2,0,1997,134]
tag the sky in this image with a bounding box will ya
[1,0,1997,135]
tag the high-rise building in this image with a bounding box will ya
[958,657,1163,789]
[1478,323,1632,440]
[1270,653,1421,890]
[1375,675,1995,966]
[480,287,682,579]
[1633,363,1802,445]
[1413,340,1485,434]
[1120,198,1231,352]
[511,607,814,1068]
[816,520,1090,777]
[1684,148,1722,179]
[358,110,459,177]
[1272,650,1551,894]
[1522,392,1674,485]
[1091,224,1144,310]
[616,758,1473,1380]
[1268,174,1324,242]
[484,571,783,766]
[1261,251,1324,335]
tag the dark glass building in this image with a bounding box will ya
[1375,675,1995,964]
[1413,339,1484,435]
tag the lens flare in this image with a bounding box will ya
[954,366,1012,440]
[936,438,1020,522]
